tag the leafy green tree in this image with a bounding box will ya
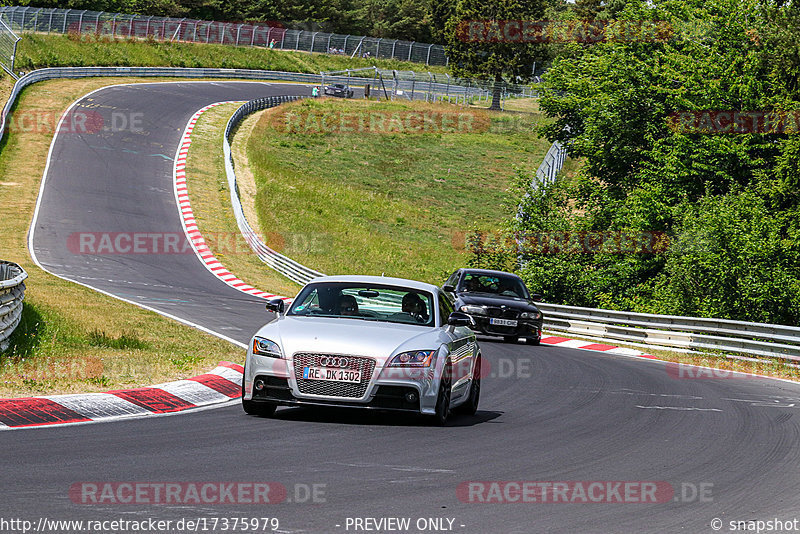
[494,0,800,324]
[443,0,548,109]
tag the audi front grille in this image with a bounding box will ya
[293,353,376,398]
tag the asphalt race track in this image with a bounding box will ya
[4,81,800,533]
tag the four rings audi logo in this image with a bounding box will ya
[318,356,349,368]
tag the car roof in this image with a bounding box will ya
[308,275,440,294]
[460,268,523,279]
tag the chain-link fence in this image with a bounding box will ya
[320,68,540,107]
[0,16,20,78]
[0,5,448,66]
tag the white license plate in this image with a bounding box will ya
[302,366,361,383]
[489,318,518,327]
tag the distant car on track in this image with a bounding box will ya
[242,275,481,425]
[324,83,354,98]
[443,268,543,345]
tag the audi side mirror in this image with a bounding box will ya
[265,298,285,315]
[531,293,543,302]
[447,311,472,328]
[442,284,455,293]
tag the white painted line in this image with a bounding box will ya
[635,406,722,412]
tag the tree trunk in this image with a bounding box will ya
[489,73,503,110]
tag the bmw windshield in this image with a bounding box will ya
[288,282,435,326]
[459,273,530,299]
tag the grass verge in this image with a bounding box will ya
[0,78,249,397]
[238,97,550,285]
[15,33,446,75]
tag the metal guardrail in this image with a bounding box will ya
[0,67,506,140]
[224,97,325,285]
[0,66,329,140]
[539,302,800,362]
[0,261,27,351]
[0,5,448,66]
[535,140,567,187]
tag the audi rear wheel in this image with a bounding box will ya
[454,356,481,416]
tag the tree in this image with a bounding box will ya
[487,0,800,324]
[443,0,548,110]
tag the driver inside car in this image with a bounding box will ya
[339,295,360,316]
[402,292,428,323]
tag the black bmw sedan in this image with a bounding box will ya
[443,268,544,344]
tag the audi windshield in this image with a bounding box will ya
[288,282,435,326]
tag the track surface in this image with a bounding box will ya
[6,82,800,533]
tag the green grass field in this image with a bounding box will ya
[15,33,446,75]
[243,97,550,285]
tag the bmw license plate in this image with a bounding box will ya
[489,318,518,327]
[302,367,361,383]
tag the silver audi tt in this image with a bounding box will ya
[242,275,481,424]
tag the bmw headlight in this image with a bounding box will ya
[460,305,486,315]
[388,350,434,367]
[252,336,283,358]
[520,311,542,320]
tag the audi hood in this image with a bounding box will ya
[254,315,450,363]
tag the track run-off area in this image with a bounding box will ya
[4,81,800,533]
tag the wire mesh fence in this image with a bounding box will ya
[0,16,20,78]
[0,5,448,66]
[319,68,540,107]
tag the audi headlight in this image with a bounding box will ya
[520,311,542,320]
[252,336,283,358]
[460,305,486,315]
[388,350,434,367]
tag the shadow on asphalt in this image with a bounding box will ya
[245,406,503,427]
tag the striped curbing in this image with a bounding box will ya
[0,362,244,430]
[173,102,291,302]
